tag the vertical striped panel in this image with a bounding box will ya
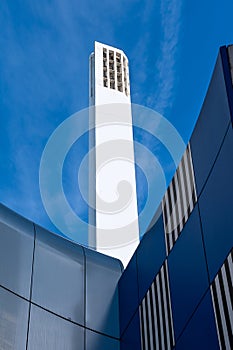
[139,261,175,350]
[211,250,233,350]
[162,143,197,254]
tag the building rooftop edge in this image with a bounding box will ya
[94,40,127,58]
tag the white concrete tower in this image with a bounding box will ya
[89,41,139,266]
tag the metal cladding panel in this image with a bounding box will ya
[0,204,34,299]
[86,329,120,350]
[118,253,139,336]
[85,247,122,338]
[120,310,141,350]
[0,286,29,349]
[137,213,166,302]
[162,143,197,255]
[32,225,85,325]
[27,304,84,350]
[167,205,209,339]
[139,260,175,350]
[190,50,232,197]
[198,125,233,281]
[176,291,219,350]
[211,249,233,349]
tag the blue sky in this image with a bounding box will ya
[1,0,233,245]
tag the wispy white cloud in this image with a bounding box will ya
[130,0,183,115]
[128,0,184,233]
[147,0,183,112]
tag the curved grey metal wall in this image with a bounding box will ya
[0,204,122,349]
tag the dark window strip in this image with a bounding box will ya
[224,259,233,309]
[139,305,146,350]
[171,231,176,251]
[186,145,197,205]
[161,265,172,350]
[175,167,185,233]
[191,188,196,207]
[158,270,168,350]
[144,292,151,349]
[164,262,174,346]
[149,287,156,349]
[154,279,162,350]
[188,145,197,203]
[171,176,179,236]
[171,176,177,203]
[212,282,227,350]
[163,196,169,226]
[218,270,233,348]
[166,185,175,233]
[166,233,171,255]
[180,155,190,226]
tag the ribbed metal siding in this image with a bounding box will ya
[139,261,175,350]
[211,250,233,350]
[162,143,197,254]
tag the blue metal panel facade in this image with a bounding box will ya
[118,253,139,335]
[190,51,232,197]
[167,206,209,339]
[119,45,233,350]
[121,310,141,350]
[137,212,166,302]
[175,291,219,350]
[198,125,233,281]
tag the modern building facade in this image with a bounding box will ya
[0,203,123,349]
[0,45,232,349]
[119,44,233,350]
[89,42,139,265]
